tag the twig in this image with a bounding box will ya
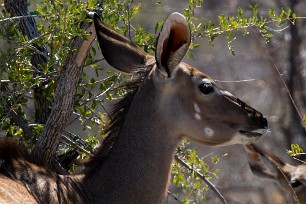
[126,2,131,39]
[167,190,182,204]
[214,79,256,83]
[78,73,121,106]
[264,25,289,33]
[51,157,68,175]
[174,155,228,204]
[0,14,49,23]
[250,27,303,121]
[277,166,300,204]
[292,156,306,164]
[62,132,93,156]
[23,44,49,59]
[83,58,104,67]
[7,108,34,138]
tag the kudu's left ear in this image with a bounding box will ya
[93,14,148,73]
[155,12,191,77]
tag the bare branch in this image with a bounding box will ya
[51,157,68,175]
[0,14,49,23]
[62,132,93,156]
[7,108,34,139]
[167,190,182,204]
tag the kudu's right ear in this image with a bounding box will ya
[93,14,148,73]
[155,12,191,77]
[244,144,285,180]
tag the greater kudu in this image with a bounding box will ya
[0,12,267,203]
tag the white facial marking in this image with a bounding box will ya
[204,127,214,137]
[194,103,201,113]
[195,113,202,120]
[220,130,262,146]
[220,90,234,97]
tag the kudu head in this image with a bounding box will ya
[93,12,267,146]
[244,144,306,203]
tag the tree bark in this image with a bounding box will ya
[30,21,96,167]
[5,0,98,167]
[4,0,51,125]
[4,0,102,168]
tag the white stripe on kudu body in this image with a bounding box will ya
[0,12,267,204]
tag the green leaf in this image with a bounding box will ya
[269,8,275,19]
[36,4,43,14]
[288,144,304,157]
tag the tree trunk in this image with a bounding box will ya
[30,22,96,167]
[4,0,51,125]
[5,0,98,167]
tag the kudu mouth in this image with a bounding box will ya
[239,129,265,137]
[221,90,268,138]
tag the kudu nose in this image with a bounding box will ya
[221,91,268,129]
[227,94,268,129]
[246,107,268,130]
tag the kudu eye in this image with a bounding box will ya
[199,83,214,95]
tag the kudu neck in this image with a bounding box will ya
[83,79,182,203]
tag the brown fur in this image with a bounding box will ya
[0,66,153,203]
[84,66,153,171]
[0,138,87,203]
[0,175,38,204]
[0,138,28,170]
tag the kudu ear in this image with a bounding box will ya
[93,14,148,73]
[244,144,286,180]
[155,12,191,77]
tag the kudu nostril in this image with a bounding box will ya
[262,117,268,128]
[237,98,246,109]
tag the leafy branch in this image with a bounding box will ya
[174,154,227,204]
[185,3,298,56]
